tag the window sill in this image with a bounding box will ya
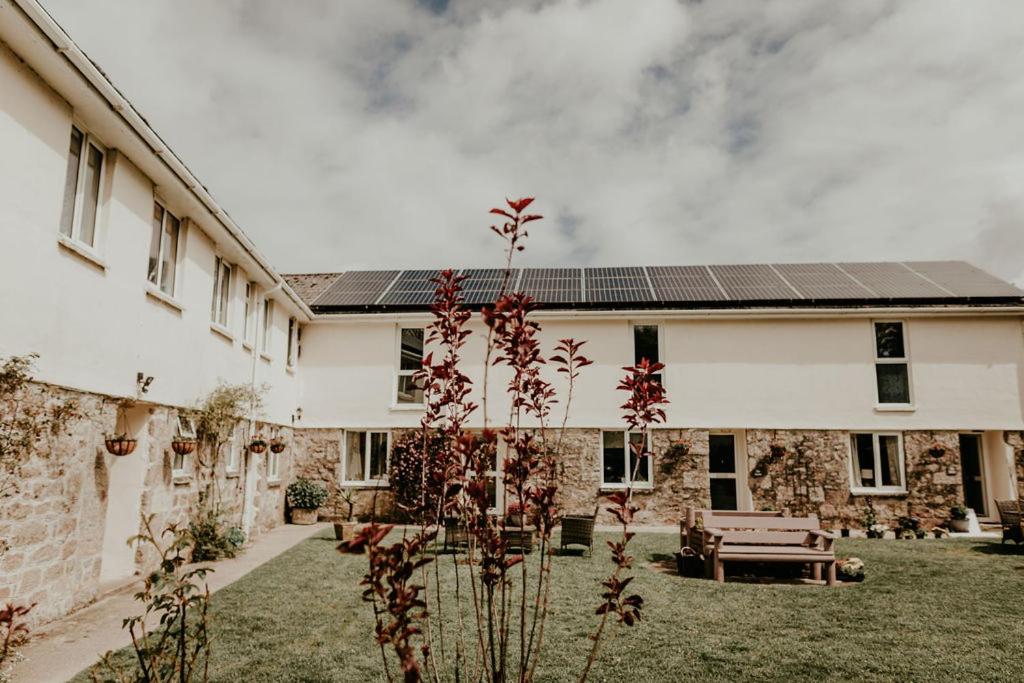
[172,474,192,486]
[260,352,273,363]
[242,341,254,352]
[225,470,240,479]
[390,403,426,412]
[599,485,654,494]
[145,286,184,313]
[210,322,235,343]
[850,487,907,497]
[874,404,916,413]
[286,365,296,375]
[267,478,282,488]
[57,234,107,270]
[342,481,390,489]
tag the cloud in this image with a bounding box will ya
[40,0,1024,283]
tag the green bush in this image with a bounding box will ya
[189,509,245,562]
[286,478,327,510]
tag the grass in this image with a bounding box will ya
[77,530,1024,682]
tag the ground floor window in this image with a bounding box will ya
[173,416,195,476]
[601,430,651,488]
[344,430,390,485]
[850,432,905,493]
[225,422,243,474]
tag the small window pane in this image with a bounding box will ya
[709,434,735,474]
[60,128,83,236]
[217,263,231,325]
[148,204,163,285]
[876,363,910,404]
[629,433,649,482]
[160,214,179,295]
[369,432,388,479]
[262,299,273,349]
[400,328,424,370]
[874,322,905,359]
[346,432,365,481]
[853,433,875,488]
[397,375,425,404]
[79,143,103,246]
[633,325,659,364]
[173,451,186,473]
[602,431,626,484]
[243,283,254,341]
[710,478,738,510]
[878,435,901,487]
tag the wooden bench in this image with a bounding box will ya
[681,508,784,557]
[702,514,837,586]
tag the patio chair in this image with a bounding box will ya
[443,516,470,552]
[560,506,598,556]
[995,499,1024,544]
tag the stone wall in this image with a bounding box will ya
[0,381,292,627]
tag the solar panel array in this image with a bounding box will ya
[305,261,1022,310]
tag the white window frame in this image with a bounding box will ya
[286,317,300,368]
[394,326,426,408]
[630,322,664,387]
[211,256,232,328]
[147,200,182,298]
[872,320,913,409]
[243,281,258,347]
[58,124,107,251]
[848,431,907,495]
[261,297,274,355]
[599,430,653,490]
[172,416,196,476]
[341,430,391,487]
[225,422,243,474]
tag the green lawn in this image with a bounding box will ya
[78,530,1024,682]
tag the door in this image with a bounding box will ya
[99,406,148,582]
[709,434,738,510]
[959,434,986,516]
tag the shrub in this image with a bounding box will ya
[287,478,327,510]
[1,602,34,683]
[189,508,244,562]
[389,431,449,524]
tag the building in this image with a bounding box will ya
[1,0,1023,627]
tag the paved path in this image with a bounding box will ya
[13,522,327,683]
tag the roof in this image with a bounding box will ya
[283,261,1024,314]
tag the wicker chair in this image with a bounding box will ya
[560,506,598,556]
[995,500,1024,545]
[443,516,470,553]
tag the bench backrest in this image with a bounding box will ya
[714,530,814,546]
[702,514,820,532]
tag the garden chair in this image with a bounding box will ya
[443,516,470,553]
[559,505,598,556]
[995,499,1024,544]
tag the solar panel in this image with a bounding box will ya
[708,264,797,301]
[520,268,582,304]
[837,262,948,298]
[313,270,400,307]
[647,266,727,301]
[377,269,444,306]
[584,267,653,303]
[774,263,874,300]
[461,268,518,305]
[903,261,1023,297]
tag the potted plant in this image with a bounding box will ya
[171,436,197,456]
[769,443,786,461]
[333,488,358,541]
[104,433,137,456]
[270,436,286,454]
[896,515,921,540]
[949,505,970,533]
[867,523,889,539]
[932,526,950,539]
[249,435,267,453]
[287,478,327,525]
[507,502,528,528]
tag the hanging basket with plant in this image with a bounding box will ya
[249,436,267,453]
[927,443,946,458]
[105,433,137,456]
[171,438,197,456]
[270,437,286,454]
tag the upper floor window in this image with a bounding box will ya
[211,257,232,327]
[850,432,905,493]
[59,126,105,248]
[396,327,425,404]
[243,281,257,345]
[601,430,651,489]
[261,298,274,353]
[148,203,180,296]
[343,430,389,486]
[632,324,662,385]
[874,321,911,405]
[287,318,300,368]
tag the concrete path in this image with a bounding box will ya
[12,522,327,683]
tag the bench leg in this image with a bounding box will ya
[714,556,725,583]
[825,560,836,587]
[811,562,822,582]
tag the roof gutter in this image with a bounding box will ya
[12,0,313,320]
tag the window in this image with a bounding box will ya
[850,432,905,493]
[873,322,911,405]
[172,417,196,476]
[243,281,257,345]
[268,448,280,481]
[396,327,425,404]
[211,257,232,327]
[147,202,180,296]
[225,423,243,474]
[601,431,651,488]
[343,431,390,485]
[632,324,661,384]
[59,125,105,248]
[287,318,300,368]
[261,298,274,353]
[709,434,739,510]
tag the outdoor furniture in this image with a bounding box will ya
[501,525,536,553]
[995,499,1024,544]
[443,516,470,553]
[681,508,784,557]
[560,506,598,555]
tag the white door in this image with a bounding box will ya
[99,406,148,582]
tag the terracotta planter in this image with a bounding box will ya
[949,518,970,533]
[270,440,286,454]
[291,507,318,525]
[171,439,196,456]
[334,521,358,541]
[249,440,267,454]
[105,438,137,456]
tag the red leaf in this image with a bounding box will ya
[507,197,535,213]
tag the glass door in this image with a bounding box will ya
[709,434,738,510]
[958,434,986,516]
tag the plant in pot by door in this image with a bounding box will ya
[249,435,267,454]
[333,487,358,541]
[104,433,137,456]
[506,502,529,528]
[287,478,327,525]
[949,504,970,533]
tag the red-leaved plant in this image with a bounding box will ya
[340,197,659,683]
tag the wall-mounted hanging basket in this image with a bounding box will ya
[105,435,137,456]
[270,438,286,454]
[249,438,267,454]
[171,439,197,456]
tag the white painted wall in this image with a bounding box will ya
[0,40,301,423]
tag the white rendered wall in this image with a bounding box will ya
[0,42,300,424]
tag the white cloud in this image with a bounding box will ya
[40,0,1024,283]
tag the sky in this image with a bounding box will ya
[42,0,1024,284]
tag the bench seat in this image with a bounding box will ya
[704,527,837,586]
